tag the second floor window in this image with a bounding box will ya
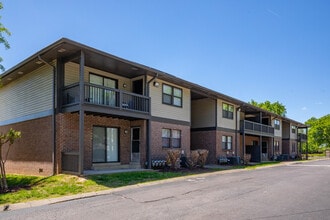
[162,84,182,107]
[274,119,280,130]
[222,103,234,119]
[162,128,181,148]
[222,136,232,150]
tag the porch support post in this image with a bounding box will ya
[147,119,151,169]
[272,137,275,161]
[78,50,85,175]
[259,112,262,162]
[235,107,240,157]
[242,130,245,162]
[306,127,309,160]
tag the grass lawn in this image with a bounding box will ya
[0,170,197,205]
[0,162,281,205]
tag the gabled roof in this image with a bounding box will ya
[0,38,306,127]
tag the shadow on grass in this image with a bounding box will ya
[5,175,50,192]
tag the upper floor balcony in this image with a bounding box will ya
[61,83,150,119]
[298,133,307,142]
[240,120,274,137]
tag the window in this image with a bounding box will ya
[274,141,280,152]
[274,119,280,130]
[222,103,234,119]
[222,136,232,150]
[162,128,181,148]
[162,84,182,107]
[291,126,296,134]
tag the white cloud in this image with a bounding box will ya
[315,101,323,105]
[301,107,307,111]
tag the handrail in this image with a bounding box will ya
[241,120,274,136]
[62,83,150,113]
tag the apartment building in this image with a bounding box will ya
[0,38,307,176]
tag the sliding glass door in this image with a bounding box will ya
[89,74,117,106]
[92,126,119,163]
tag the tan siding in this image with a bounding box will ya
[290,123,298,140]
[273,117,282,137]
[0,65,53,123]
[64,62,79,86]
[217,99,236,130]
[148,77,190,122]
[64,62,133,92]
[191,98,215,128]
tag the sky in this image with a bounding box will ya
[1,0,330,123]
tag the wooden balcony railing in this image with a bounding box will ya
[62,83,150,114]
[241,120,274,137]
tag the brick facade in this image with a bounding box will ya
[0,116,53,176]
[150,121,190,160]
[191,130,216,163]
[56,113,147,172]
[191,130,238,164]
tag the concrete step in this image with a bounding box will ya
[92,163,129,170]
[129,162,142,169]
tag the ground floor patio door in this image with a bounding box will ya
[92,126,119,163]
[131,127,140,162]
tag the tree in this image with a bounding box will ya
[0,128,21,192]
[305,115,330,153]
[0,2,11,72]
[248,99,287,116]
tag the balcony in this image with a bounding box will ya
[240,120,274,137]
[298,133,307,142]
[62,83,150,117]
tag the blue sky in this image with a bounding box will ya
[1,0,330,123]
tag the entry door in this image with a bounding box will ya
[131,127,140,162]
[92,127,119,163]
[132,79,143,95]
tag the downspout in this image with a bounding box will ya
[235,107,240,157]
[146,73,158,169]
[38,55,56,175]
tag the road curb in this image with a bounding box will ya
[1,159,327,212]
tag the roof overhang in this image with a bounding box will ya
[0,38,307,126]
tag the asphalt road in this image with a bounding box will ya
[1,159,330,220]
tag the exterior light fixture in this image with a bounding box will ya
[153,81,160,87]
[58,48,66,53]
[123,83,127,88]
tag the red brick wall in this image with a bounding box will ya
[57,113,147,171]
[191,130,238,164]
[0,116,53,176]
[150,121,190,160]
[191,130,216,163]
